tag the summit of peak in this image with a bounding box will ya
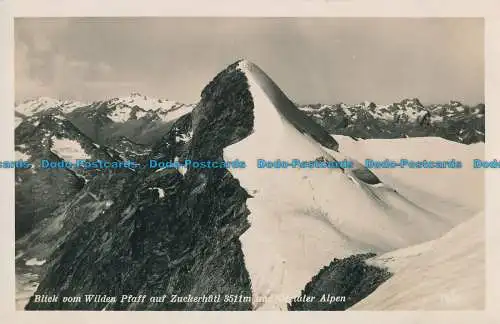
[232,57,339,152]
[236,59,259,72]
[400,98,423,106]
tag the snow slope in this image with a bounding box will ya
[223,60,483,310]
[332,135,484,213]
[50,137,91,161]
[352,212,484,310]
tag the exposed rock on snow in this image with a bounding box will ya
[351,212,484,310]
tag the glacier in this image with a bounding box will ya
[222,60,484,310]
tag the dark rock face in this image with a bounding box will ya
[14,112,115,239]
[287,253,392,311]
[431,108,485,144]
[25,61,255,311]
[106,135,152,162]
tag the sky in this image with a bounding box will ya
[15,17,484,105]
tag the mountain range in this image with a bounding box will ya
[16,91,484,147]
[298,99,484,144]
[15,60,485,311]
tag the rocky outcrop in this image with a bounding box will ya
[288,253,392,311]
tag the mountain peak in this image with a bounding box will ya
[237,58,251,65]
[450,100,463,107]
[234,58,339,151]
[237,59,260,73]
[399,98,423,107]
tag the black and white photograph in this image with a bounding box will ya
[13,17,485,311]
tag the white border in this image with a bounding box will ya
[1,1,499,323]
[8,0,500,17]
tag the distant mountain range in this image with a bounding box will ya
[298,99,485,144]
[16,93,195,146]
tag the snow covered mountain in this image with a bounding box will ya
[15,93,193,123]
[15,93,195,146]
[16,93,484,146]
[352,212,484,310]
[17,60,484,311]
[299,99,485,144]
[65,92,194,124]
[223,60,484,310]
